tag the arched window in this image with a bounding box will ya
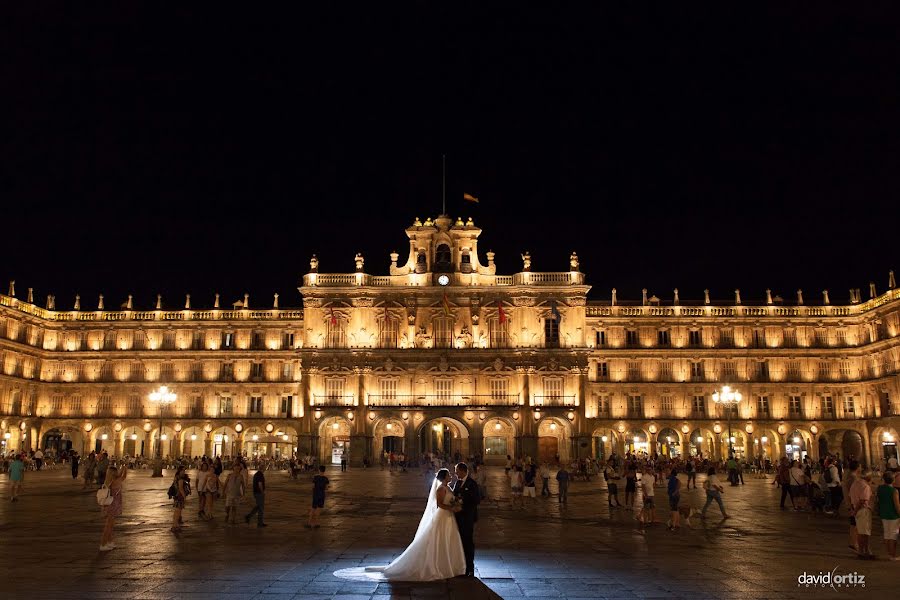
[379,317,399,348]
[326,319,346,348]
[460,252,472,273]
[434,244,452,272]
[415,251,427,274]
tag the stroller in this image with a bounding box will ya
[808,482,826,513]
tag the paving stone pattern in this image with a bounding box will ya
[0,465,890,599]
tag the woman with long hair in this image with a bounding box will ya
[171,466,188,534]
[99,464,128,551]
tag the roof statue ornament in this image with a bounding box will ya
[466,217,474,226]
[822,290,830,305]
[74,294,81,311]
[704,289,710,305]
[673,288,680,305]
[797,289,804,305]
[98,294,104,310]
[310,255,319,273]
[849,289,857,304]
[611,288,617,306]
[273,293,279,309]
[155,294,162,310]
[243,293,250,309]
[45,295,53,310]
[486,251,495,268]
[214,293,220,309]
[355,252,365,272]
[570,252,579,271]
[890,270,896,289]
[413,216,422,227]
[642,288,648,306]
[521,251,531,272]
[27,288,33,304]
[390,252,399,269]
[870,282,877,298]
[734,289,741,305]
[8,280,14,297]
[185,294,191,310]
[766,289,773,305]
[126,295,133,310]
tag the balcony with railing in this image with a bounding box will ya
[312,394,356,407]
[366,394,521,408]
[531,394,577,407]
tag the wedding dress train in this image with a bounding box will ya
[334,478,466,582]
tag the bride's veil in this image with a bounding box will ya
[410,476,441,542]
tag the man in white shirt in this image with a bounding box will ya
[34,449,44,471]
[889,455,899,470]
[639,466,656,525]
[824,459,842,515]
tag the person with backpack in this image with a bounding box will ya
[98,464,127,551]
[824,459,842,516]
[169,466,190,534]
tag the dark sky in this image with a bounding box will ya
[2,5,898,309]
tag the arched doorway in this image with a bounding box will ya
[592,428,617,462]
[657,428,681,458]
[785,429,809,462]
[873,426,899,466]
[690,428,715,459]
[419,417,469,461]
[93,426,115,454]
[374,418,406,457]
[42,427,81,455]
[721,430,748,459]
[182,426,205,457]
[320,417,352,465]
[537,417,571,463]
[211,426,238,458]
[483,417,515,465]
[623,429,649,456]
[122,425,144,456]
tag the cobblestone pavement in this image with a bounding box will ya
[0,464,891,599]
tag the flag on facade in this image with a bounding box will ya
[550,300,562,323]
[442,293,452,316]
[330,307,337,325]
[463,192,479,203]
[498,301,507,323]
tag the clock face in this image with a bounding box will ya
[437,274,451,286]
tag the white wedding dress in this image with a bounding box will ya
[334,478,466,581]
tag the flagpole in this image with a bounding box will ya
[442,154,446,215]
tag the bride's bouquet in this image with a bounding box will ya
[448,495,464,510]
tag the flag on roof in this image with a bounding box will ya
[463,192,479,203]
[442,293,452,316]
[330,307,337,325]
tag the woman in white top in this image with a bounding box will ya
[789,461,807,510]
[701,467,729,519]
[509,465,524,508]
[195,462,210,518]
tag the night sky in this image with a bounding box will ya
[2,5,898,310]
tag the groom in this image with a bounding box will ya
[452,462,480,577]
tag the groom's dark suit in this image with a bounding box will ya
[452,475,480,576]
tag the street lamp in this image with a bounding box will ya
[148,385,177,477]
[712,385,742,458]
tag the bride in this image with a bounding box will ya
[335,468,466,581]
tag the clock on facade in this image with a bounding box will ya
[437,274,451,286]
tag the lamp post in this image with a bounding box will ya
[712,385,742,459]
[149,385,177,477]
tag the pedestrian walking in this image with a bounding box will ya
[844,460,861,553]
[556,463,570,505]
[245,469,267,527]
[170,466,190,534]
[70,451,80,480]
[202,466,221,520]
[82,452,97,490]
[667,467,682,530]
[624,463,637,509]
[308,465,329,528]
[776,457,794,509]
[8,454,24,501]
[539,462,551,496]
[685,459,696,489]
[223,463,245,525]
[639,465,656,526]
[95,452,109,488]
[34,449,44,471]
[876,471,900,561]
[701,467,729,519]
[196,462,210,518]
[850,470,875,558]
[509,465,524,508]
[99,464,127,551]
[604,460,621,508]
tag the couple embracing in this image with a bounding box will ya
[344,462,480,581]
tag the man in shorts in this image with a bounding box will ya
[850,470,874,558]
[308,466,329,528]
[639,465,656,526]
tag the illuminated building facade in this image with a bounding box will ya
[1,215,898,466]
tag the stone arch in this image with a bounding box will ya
[689,427,717,459]
[785,428,813,463]
[91,424,116,455]
[481,416,516,464]
[319,416,353,465]
[872,425,899,467]
[417,416,470,460]
[211,425,239,458]
[373,416,407,456]
[537,416,572,463]
[591,427,619,462]
[40,425,85,456]
[657,428,682,458]
[623,427,650,456]
[180,425,206,458]
[755,428,782,462]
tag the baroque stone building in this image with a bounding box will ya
[1,215,898,467]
